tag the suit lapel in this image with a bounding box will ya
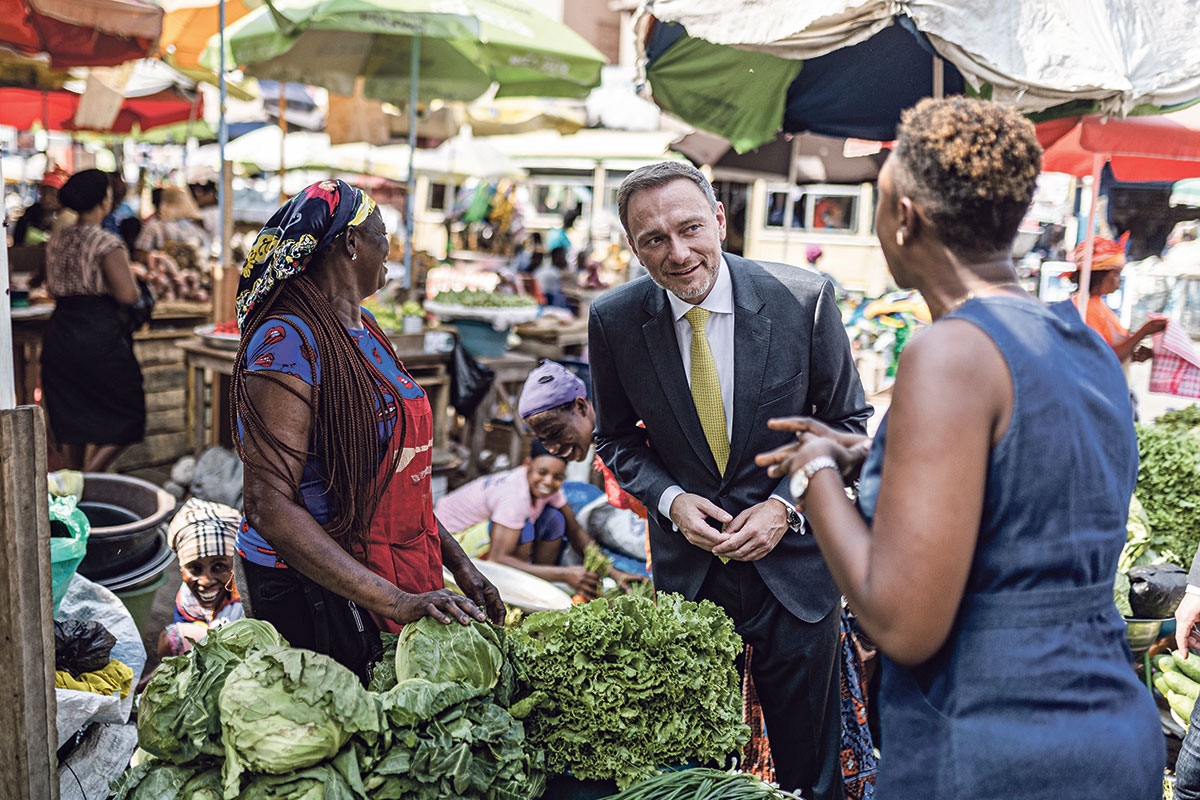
[727,256,770,479]
[641,286,722,479]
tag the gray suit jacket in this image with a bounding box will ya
[589,254,871,622]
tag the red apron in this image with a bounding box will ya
[361,361,444,634]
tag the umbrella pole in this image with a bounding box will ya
[218,0,229,311]
[404,35,420,292]
[1075,152,1105,318]
[279,86,288,204]
[781,135,800,263]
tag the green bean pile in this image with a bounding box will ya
[596,768,799,800]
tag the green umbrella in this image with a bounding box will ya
[203,0,604,281]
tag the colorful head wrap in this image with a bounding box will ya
[1065,232,1129,277]
[236,179,377,327]
[167,497,240,566]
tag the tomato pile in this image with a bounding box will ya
[211,320,239,335]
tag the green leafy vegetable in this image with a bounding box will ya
[110,760,199,799]
[219,646,383,795]
[239,746,367,799]
[365,694,544,800]
[595,767,796,799]
[394,617,505,696]
[1114,569,1133,617]
[137,619,286,763]
[431,289,536,308]
[1156,404,1200,432]
[1135,422,1200,567]
[507,593,749,789]
[583,542,613,579]
[368,633,401,693]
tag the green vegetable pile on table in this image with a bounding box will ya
[112,617,543,800]
[432,289,537,308]
[1133,410,1200,567]
[506,593,749,789]
[594,767,799,800]
[1152,650,1200,727]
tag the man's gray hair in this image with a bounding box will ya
[617,161,718,235]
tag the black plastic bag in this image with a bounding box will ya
[450,337,494,418]
[1128,564,1188,619]
[54,619,117,677]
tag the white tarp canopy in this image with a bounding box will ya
[643,0,1200,117]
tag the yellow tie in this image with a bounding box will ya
[685,306,730,476]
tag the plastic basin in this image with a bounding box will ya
[77,473,176,581]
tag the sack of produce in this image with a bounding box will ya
[1128,563,1188,618]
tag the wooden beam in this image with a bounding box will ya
[0,406,58,800]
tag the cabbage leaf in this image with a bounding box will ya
[137,619,285,762]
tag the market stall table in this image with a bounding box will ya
[179,334,453,455]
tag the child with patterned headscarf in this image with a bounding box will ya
[157,497,244,657]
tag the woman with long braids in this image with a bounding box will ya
[232,180,504,683]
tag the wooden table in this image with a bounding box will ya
[462,351,542,480]
[179,337,453,456]
[512,321,588,361]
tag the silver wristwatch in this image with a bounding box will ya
[790,455,840,500]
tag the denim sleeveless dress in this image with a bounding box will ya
[857,297,1164,799]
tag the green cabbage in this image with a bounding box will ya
[239,746,367,799]
[394,617,505,695]
[109,759,223,800]
[137,619,286,762]
[219,646,383,795]
[365,695,545,800]
[507,593,749,789]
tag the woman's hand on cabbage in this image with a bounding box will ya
[389,588,489,626]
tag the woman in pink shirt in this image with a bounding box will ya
[436,444,638,599]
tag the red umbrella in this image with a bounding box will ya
[1035,105,1200,310]
[1037,106,1200,183]
[0,85,200,132]
[0,0,164,68]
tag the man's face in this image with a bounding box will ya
[526,399,594,463]
[625,178,726,303]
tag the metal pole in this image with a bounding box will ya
[404,35,420,291]
[1075,152,1105,319]
[218,0,229,300]
[278,85,288,203]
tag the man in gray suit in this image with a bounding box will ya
[589,162,870,800]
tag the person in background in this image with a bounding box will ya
[189,179,220,256]
[1065,233,1166,364]
[534,246,569,308]
[232,180,504,684]
[40,168,145,472]
[158,498,244,657]
[102,172,135,241]
[134,184,209,271]
[435,442,638,599]
[590,160,871,800]
[12,166,68,247]
[758,97,1163,799]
